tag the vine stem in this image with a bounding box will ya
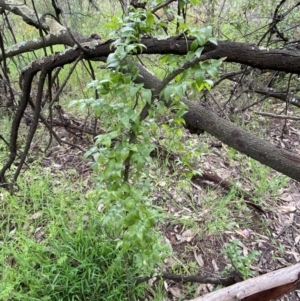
[123,51,215,181]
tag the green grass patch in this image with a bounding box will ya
[0,169,147,301]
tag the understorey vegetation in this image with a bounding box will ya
[1,0,300,300]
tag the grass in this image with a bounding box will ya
[0,70,293,301]
[0,167,148,301]
[1,2,298,299]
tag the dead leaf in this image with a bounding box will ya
[175,234,182,242]
[194,250,204,267]
[279,193,293,202]
[294,235,300,245]
[196,283,208,295]
[97,203,105,212]
[277,205,296,213]
[30,211,42,219]
[181,229,196,242]
[159,180,166,187]
[242,245,249,256]
[163,281,168,291]
[164,257,174,267]
[34,227,45,242]
[235,229,250,239]
[168,286,182,298]
[212,259,219,272]
[285,251,300,262]
[52,163,62,169]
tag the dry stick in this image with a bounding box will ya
[207,90,230,121]
[37,112,62,144]
[49,55,82,108]
[13,70,47,184]
[136,272,237,287]
[0,31,16,107]
[254,111,300,120]
[42,67,61,107]
[151,0,177,14]
[31,0,48,57]
[223,68,249,109]
[282,73,293,136]
[86,59,100,137]
[60,10,88,53]
[0,70,35,187]
[51,119,104,136]
[234,95,268,113]
[210,70,244,88]
[22,55,84,175]
[45,71,53,152]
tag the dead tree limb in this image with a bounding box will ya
[188,263,300,301]
[135,62,300,182]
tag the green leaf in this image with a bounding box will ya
[202,26,213,37]
[174,84,184,98]
[200,61,210,70]
[146,11,155,27]
[207,67,219,78]
[120,148,130,160]
[126,44,137,53]
[130,85,141,99]
[162,85,172,102]
[68,99,79,107]
[84,146,98,159]
[196,35,206,46]
[208,37,218,45]
[204,80,213,89]
[120,26,135,33]
[195,70,205,88]
[141,89,152,104]
[190,39,198,51]
[190,0,200,4]
[195,46,203,58]
[106,53,119,68]
[211,58,225,68]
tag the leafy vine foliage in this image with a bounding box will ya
[70,3,220,274]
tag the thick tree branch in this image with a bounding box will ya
[135,61,300,182]
[183,100,300,181]
[0,0,46,29]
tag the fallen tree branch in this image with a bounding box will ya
[183,100,300,181]
[254,111,300,120]
[189,263,300,301]
[192,172,265,213]
[135,62,300,182]
[136,271,239,287]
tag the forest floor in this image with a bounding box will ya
[35,105,300,301]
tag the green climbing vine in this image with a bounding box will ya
[70,5,222,275]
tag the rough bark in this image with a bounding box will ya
[184,100,300,181]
